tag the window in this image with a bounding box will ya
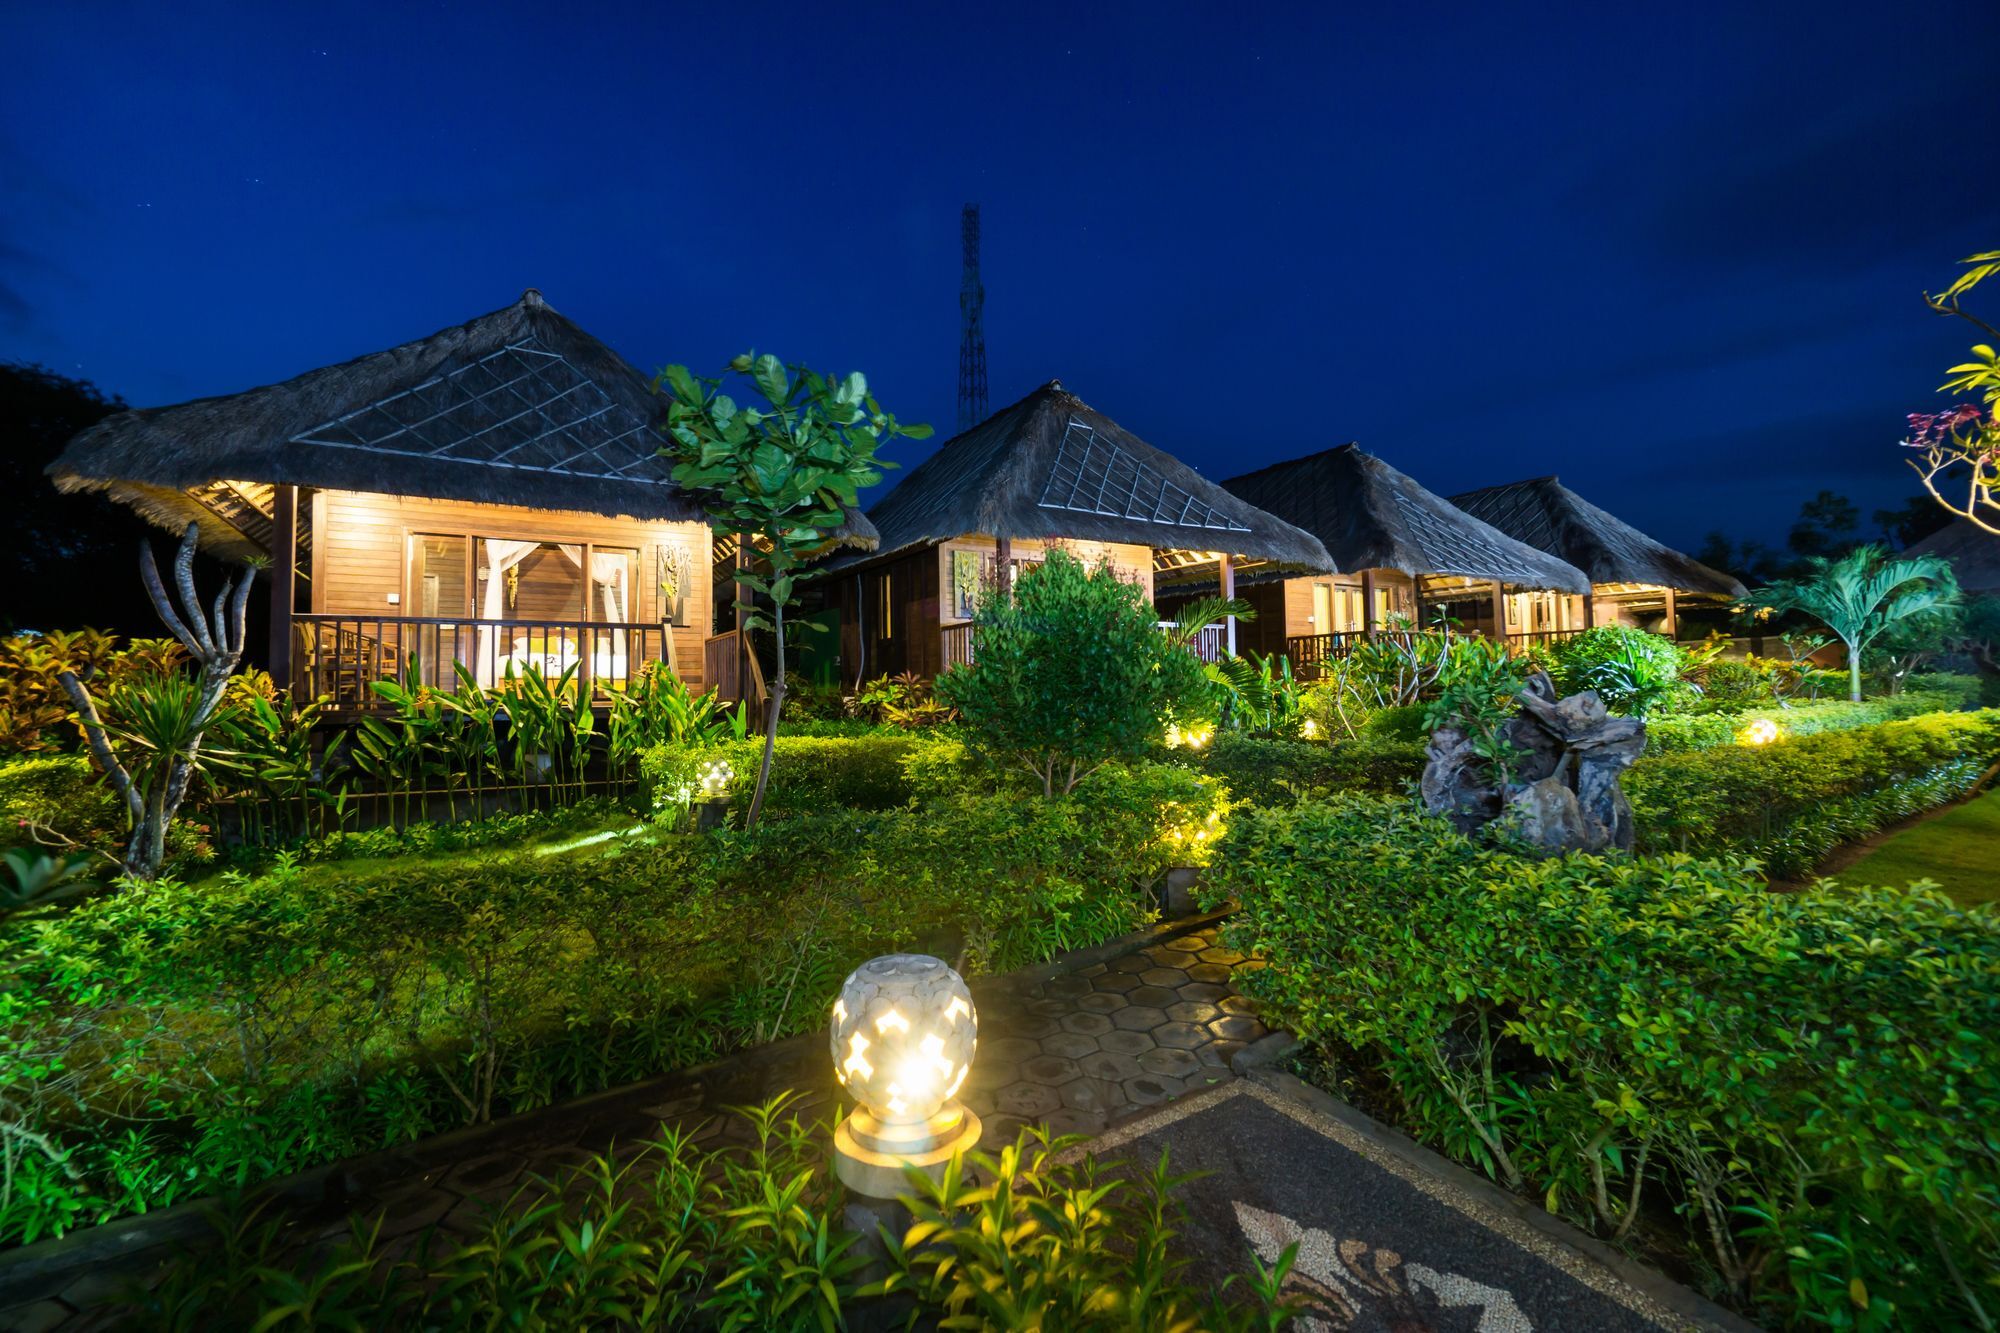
[410,535,468,618]
[1311,583,1333,632]
[873,572,894,638]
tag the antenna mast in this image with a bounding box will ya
[956,203,988,431]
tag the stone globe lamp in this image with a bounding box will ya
[829,954,982,1197]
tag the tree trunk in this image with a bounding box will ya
[745,601,785,829]
[1847,639,1863,703]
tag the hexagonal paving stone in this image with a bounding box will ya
[1078,961,1109,977]
[1140,966,1189,988]
[1077,990,1126,1014]
[1006,1014,1062,1042]
[1040,1031,1101,1061]
[1165,1000,1222,1025]
[1150,1021,1209,1050]
[1218,994,1259,1017]
[1040,974,1093,1000]
[981,1036,1042,1065]
[1197,946,1246,965]
[1176,981,1229,1003]
[1026,996,1072,1019]
[1207,1015,1263,1042]
[980,1113,1030,1149]
[1107,953,1153,974]
[1127,985,1181,1009]
[1184,963,1232,984]
[1110,1005,1170,1032]
[1076,1050,1146,1082]
[1161,933,1206,952]
[996,1082,1064,1118]
[1122,1074,1185,1107]
[1197,1039,1246,1068]
[1093,972,1143,994]
[1097,1028,1154,1056]
[1137,1046,1202,1079]
[1058,1078,1120,1113]
[1060,1010,1115,1037]
[1042,1108,1106,1138]
[1020,1054,1083,1086]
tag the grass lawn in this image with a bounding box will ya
[1838,788,2000,907]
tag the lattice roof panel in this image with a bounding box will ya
[291,338,673,485]
[1037,420,1250,533]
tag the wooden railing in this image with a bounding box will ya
[941,622,974,671]
[1503,628,1588,652]
[1167,621,1228,664]
[293,615,667,708]
[704,631,742,702]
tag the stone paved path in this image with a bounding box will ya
[0,917,1267,1329]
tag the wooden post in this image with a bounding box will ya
[1361,568,1378,639]
[995,535,1013,594]
[1219,552,1236,655]
[268,483,298,693]
[1581,590,1595,629]
[1662,587,1678,640]
[734,540,753,705]
[1491,583,1507,641]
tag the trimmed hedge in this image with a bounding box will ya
[1170,731,1425,806]
[0,761,1221,1244]
[1624,708,2000,873]
[1644,677,1983,754]
[1208,795,2000,1329]
[638,734,941,818]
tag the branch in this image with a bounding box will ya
[1926,290,2000,343]
[140,538,203,658]
[56,671,143,828]
[171,522,217,657]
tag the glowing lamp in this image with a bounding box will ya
[1300,717,1320,739]
[830,954,982,1197]
[1738,718,1782,746]
[696,757,734,799]
[1165,723,1213,751]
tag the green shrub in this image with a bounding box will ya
[112,1100,1291,1331]
[1644,677,1983,754]
[936,550,1208,795]
[0,764,1223,1243]
[1209,795,2000,1328]
[1538,625,1689,716]
[1625,708,2000,872]
[1176,731,1424,806]
[639,733,945,821]
[1690,657,1773,711]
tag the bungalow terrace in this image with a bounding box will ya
[1448,475,1746,636]
[1200,445,1591,676]
[48,291,872,709]
[822,381,1334,683]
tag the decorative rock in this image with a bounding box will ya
[1422,670,1643,854]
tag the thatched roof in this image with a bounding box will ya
[839,381,1333,572]
[1908,517,2000,595]
[48,290,878,559]
[1223,445,1591,593]
[1448,476,1745,599]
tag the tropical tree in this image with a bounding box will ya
[57,522,255,878]
[1755,545,1960,703]
[1904,246,2000,534]
[656,353,929,828]
[936,549,1209,795]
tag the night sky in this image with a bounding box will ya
[6,3,1998,553]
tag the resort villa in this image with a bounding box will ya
[1449,475,1746,635]
[1196,445,1592,675]
[46,292,878,709]
[821,381,1334,683]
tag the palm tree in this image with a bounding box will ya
[1757,545,1960,702]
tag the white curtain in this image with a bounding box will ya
[554,545,633,668]
[475,539,540,686]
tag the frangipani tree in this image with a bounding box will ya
[1904,247,2000,534]
[657,353,929,828]
[1755,545,1959,703]
[58,522,254,878]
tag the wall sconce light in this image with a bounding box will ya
[830,954,981,1198]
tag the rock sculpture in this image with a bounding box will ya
[1421,671,1644,854]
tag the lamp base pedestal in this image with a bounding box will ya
[833,1104,982,1199]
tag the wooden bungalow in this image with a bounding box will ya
[1204,445,1593,674]
[822,381,1334,683]
[48,290,875,709]
[1448,476,1746,636]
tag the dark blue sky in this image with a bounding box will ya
[6,3,1997,551]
